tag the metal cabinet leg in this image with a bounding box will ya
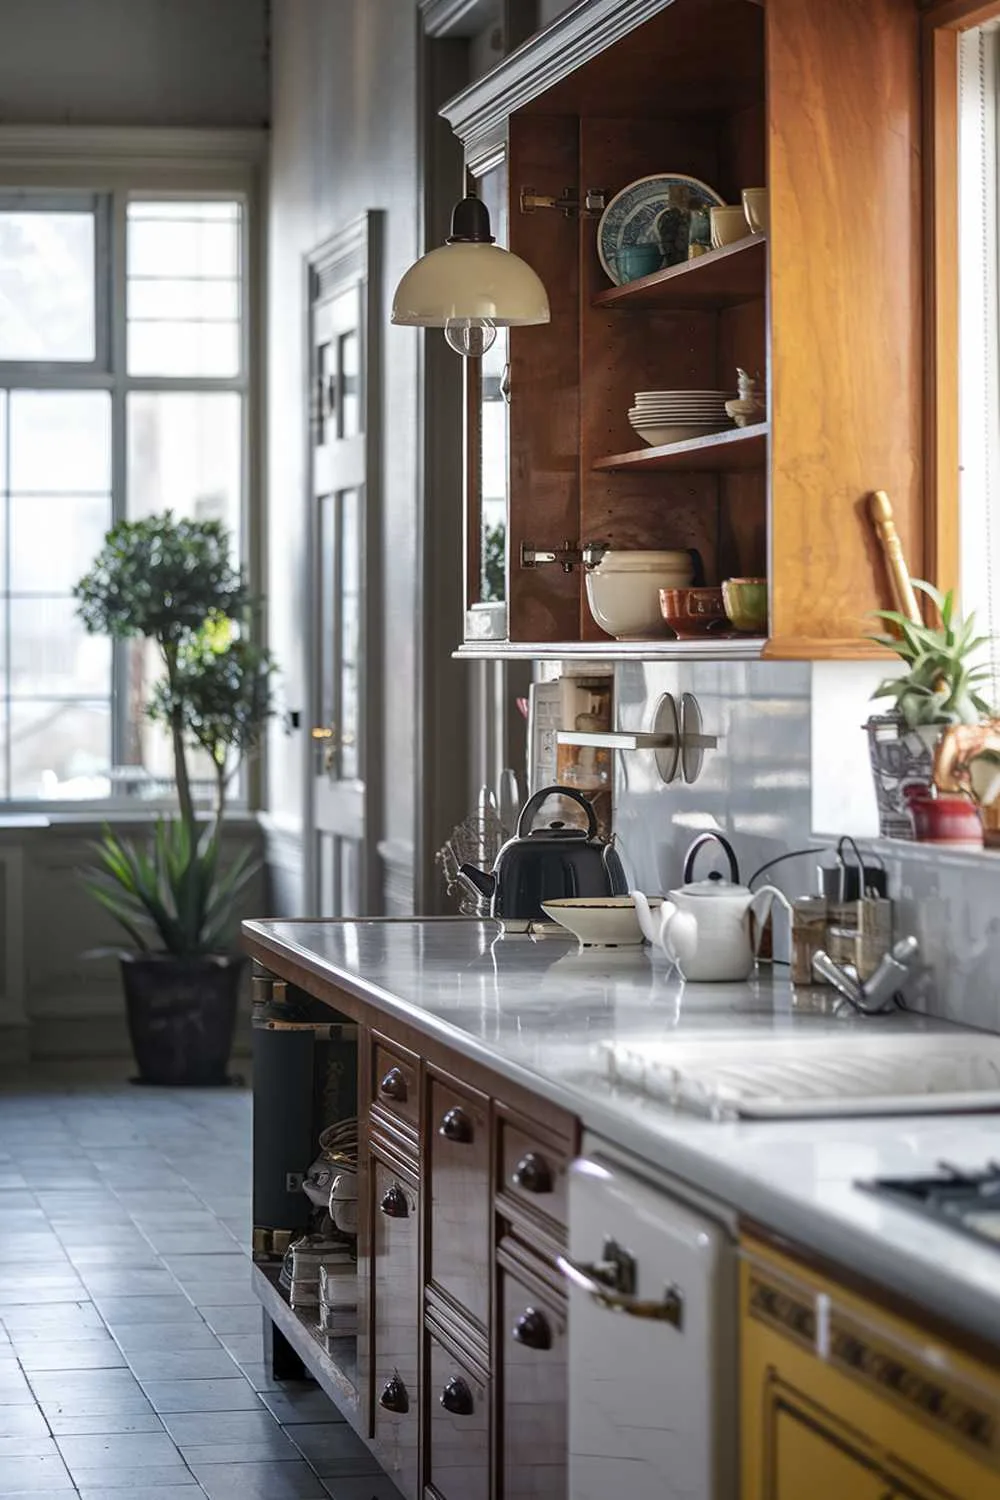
[262,1310,308,1382]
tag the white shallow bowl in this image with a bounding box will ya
[541,895,662,947]
[629,407,729,419]
[631,422,729,447]
[635,389,734,399]
[586,560,694,636]
[593,548,693,574]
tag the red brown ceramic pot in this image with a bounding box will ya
[903,785,983,846]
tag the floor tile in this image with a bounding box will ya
[77,1489,200,1499]
[181,1437,300,1463]
[217,1334,263,1364]
[237,1364,282,1392]
[198,1305,260,1335]
[64,1246,162,1270]
[0,1414,46,1444]
[1,1305,102,1333]
[0,1452,74,1491]
[143,1231,242,1256]
[27,1372,144,1404]
[18,1341,125,1373]
[68,1466,195,1490]
[91,1298,199,1327]
[141,1379,262,1414]
[0,1440,60,1463]
[258,1387,343,1426]
[76,1269,179,1298]
[191,1458,327,1498]
[0,1374,35,1409]
[319,1481,404,1500]
[162,1409,288,1446]
[111,1323,219,1353]
[287,1423,381,1477]
[126,1349,238,1383]
[161,1254,246,1279]
[55,1431,183,1470]
[46,1412,162,1437]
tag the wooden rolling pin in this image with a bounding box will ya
[868,489,922,626]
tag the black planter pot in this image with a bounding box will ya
[120,953,244,1086]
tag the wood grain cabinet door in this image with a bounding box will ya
[371,1154,419,1499]
[426,1332,490,1500]
[427,1074,490,1327]
[499,1267,567,1500]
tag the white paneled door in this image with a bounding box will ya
[307,216,381,917]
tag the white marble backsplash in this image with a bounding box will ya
[614,658,1000,1033]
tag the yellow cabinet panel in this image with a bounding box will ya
[741,1236,1000,1500]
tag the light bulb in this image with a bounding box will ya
[444,316,497,358]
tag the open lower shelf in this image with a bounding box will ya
[252,1261,360,1421]
[454,636,767,662]
[594,422,768,472]
[593,234,766,310]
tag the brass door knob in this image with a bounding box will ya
[311,725,338,773]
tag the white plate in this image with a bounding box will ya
[634,389,735,398]
[598,174,726,284]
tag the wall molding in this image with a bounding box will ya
[0,125,267,169]
[420,0,500,37]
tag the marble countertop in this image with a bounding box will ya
[243,916,1000,1346]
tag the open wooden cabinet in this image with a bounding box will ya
[444,0,924,661]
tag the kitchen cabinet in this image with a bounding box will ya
[741,1235,1000,1500]
[443,0,924,660]
[248,953,573,1500]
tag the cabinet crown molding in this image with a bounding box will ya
[440,0,674,148]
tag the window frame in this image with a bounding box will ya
[0,130,264,813]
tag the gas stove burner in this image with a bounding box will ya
[858,1163,1000,1253]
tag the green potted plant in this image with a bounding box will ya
[865,581,994,838]
[73,513,276,1085]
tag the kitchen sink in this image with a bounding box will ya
[605,1031,1000,1119]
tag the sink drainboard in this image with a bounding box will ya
[605,1033,1000,1119]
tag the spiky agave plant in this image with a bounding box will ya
[869,580,994,729]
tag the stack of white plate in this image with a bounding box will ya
[629,389,734,448]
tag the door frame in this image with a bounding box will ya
[303,211,384,915]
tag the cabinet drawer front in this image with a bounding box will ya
[500,1120,568,1231]
[372,1156,419,1499]
[428,1076,490,1328]
[500,1268,567,1500]
[372,1039,419,1129]
[427,1333,490,1500]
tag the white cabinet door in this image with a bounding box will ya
[566,1149,737,1500]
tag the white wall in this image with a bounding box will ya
[0,0,269,126]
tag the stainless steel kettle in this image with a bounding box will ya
[460,784,627,929]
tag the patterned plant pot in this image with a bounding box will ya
[864,716,938,839]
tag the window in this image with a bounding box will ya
[0,187,250,802]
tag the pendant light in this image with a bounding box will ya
[391,192,550,357]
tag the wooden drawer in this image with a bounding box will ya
[499,1262,567,1500]
[427,1074,491,1329]
[426,1332,489,1500]
[499,1118,568,1233]
[371,1036,419,1130]
[370,1153,419,1500]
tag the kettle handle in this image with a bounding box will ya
[515,785,599,840]
[683,831,740,885]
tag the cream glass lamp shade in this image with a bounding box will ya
[391,194,550,330]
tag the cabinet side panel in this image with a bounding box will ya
[507,113,581,642]
[766,0,922,648]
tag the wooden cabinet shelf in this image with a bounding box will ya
[593,235,766,310]
[594,423,767,473]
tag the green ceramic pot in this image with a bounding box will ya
[722,576,767,633]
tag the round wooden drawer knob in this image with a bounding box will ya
[439,1106,473,1143]
[379,1066,407,1101]
[512,1151,552,1194]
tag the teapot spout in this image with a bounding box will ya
[630,890,660,946]
[458,863,496,902]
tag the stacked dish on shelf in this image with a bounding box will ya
[629,389,734,448]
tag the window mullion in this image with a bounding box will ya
[110,188,129,771]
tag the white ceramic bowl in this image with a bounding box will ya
[541,895,662,947]
[586,557,695,637]
[594,548,693,574]
[631,422,728,447]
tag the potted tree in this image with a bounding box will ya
[73,513,276,1085]
[866,581,994,840]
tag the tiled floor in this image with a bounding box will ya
[0,1072,397,1499]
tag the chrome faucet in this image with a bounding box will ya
[812,935,922,1014]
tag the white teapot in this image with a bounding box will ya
[631,833,783,982]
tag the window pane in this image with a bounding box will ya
[10,699,110,799]
[11,495,110,593]
[128,320,239,378]
[0,210,96,362]
[9,598,110,697]
[127,392,241,539]
[126,200,242,376]
[129,277,239,321]
[9,391,111,493]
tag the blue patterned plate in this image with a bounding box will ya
[598,173,726,284]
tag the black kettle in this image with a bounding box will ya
[460,785,627,926]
